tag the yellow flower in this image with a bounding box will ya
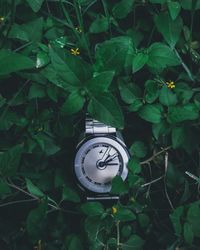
[75,26,82,33]
[70,48,80,56]
[0,16,5,22]
[166,80,175,89]
[111,206,117,214]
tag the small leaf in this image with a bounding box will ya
[110,175,129,194]
[184,222,194,245]
[170,206,184,236]
[26,178,45,198]
[154,12,183,48]
[114,206,136,222]
[62,186,80,203]
[89,15,109,33]
[144,80,159,103]
[128,157,141,174]
[36,51,50,68]
[112,0,135,19]
[26,0,44,12]
[88,93,124,129]
[167,1,181,20]
[159,85,177,106]
[122,235,144,250]
[61,91,85,115]
[172,126,186,149]
[28,83,46,99]
[130,141,147,158]
[138,104,163,123]
[132,53,148,73]
[80,202,104,216]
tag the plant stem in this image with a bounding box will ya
[116,220,120,250]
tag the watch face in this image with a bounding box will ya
[74,136,129,193]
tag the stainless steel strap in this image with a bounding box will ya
[85,117,116,134]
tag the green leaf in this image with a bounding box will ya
[9,18,44,42]
[138,104,163,123]
[138,214,150,228]
[128,157,141,174]
[180,0,200,10]
[147,43,180,69]
[36,51,50,68]
[89,15,109,33]
[159,85,177,106]
[26,202,47,242]
[80,202,104,216]
[67,235,83,250]
[172,126,186,149]
[95,36,134,74]
[184,222,194,245]
[112,0,135,19]
[49,48,92,91]
[0,144,23,177]
[187,202,200,237]
[144,80,159,103]
[149,0,165,3]
[154,12,183,48]
[26,0,44,12]
[175,82,194,104]
[114,207,136,222]
[118,79,142,104]
[86,71,115,94]
[62,186,80,203]
[130,141,147,158]
[26,178,45,198]
[0,178,11,199]
[132,53,148,73]
[0,49,35,76]
[110,175,129,194]
[88,93,124,129]
[167,104,199,123]
[122,235,144,250]
[128,99,143,112]
[61,91,85,115]
[152,120,170,140]
[167,1,181,20]
[121,225,132,238]
[170,206,184,236]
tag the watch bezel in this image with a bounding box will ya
[74,134,130,194]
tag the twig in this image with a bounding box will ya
[164,152,174,210]
[140,146,171,165]
[116,220,120,250]
[141,175,164,188]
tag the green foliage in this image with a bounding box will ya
[0,0,200,249]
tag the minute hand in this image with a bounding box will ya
[104,153,118,163]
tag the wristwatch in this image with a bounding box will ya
[74,115,130,201]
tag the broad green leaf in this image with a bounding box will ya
[9,18,44,42]
[26,202,47,242]
[26,0,44,12]
[184,222,194,245]
[128,99,143,112]
[112,0,135,19]
[121,225,132,238]
[62,186,80,203]
[175,82,194,104]
[88,93,124,129]
[144,80,159,103]
[155,12,183,48]
[81,202,104,216]
[0,144,23,176]
[118,79,142,104]
[167,104,199,123]
[110,175,129,194]
[152,120,170,140]
[49,48,92,90]
[26,178,45,198]
[61,91,85,115]
[130,141,147,158]
[113,207,136,222]
[159,85,177,106]
[172,126,186,149]
[138,104,163,123]
[0,49,35,76]
[36,51,50,68]
[89,15,109,33]
[132,53,148,73]
[86,71,115,94]
[122,235,144,250]
[167,1,181,20]
[147,43,180,69]
[128,157,141,174]
[95,36,134,74]
[170,206,184,236]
